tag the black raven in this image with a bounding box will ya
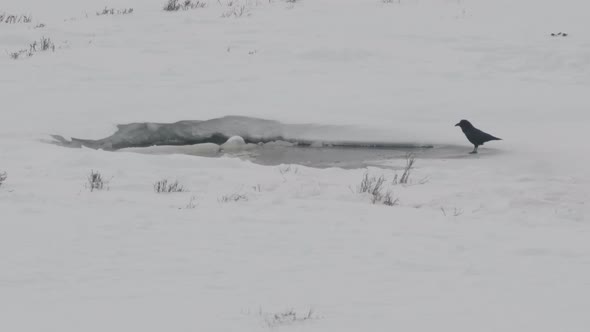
[455,120,501,154]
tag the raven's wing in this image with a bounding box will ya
[472,127,501,144]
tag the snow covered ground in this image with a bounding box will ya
[1,0,588,331]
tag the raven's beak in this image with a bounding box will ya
[454,123,459,127]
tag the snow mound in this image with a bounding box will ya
[220,136,257,152]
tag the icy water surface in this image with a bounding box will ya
[119,142,489,169]
[245,144,473,169]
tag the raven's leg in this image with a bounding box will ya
[470,145,478,154]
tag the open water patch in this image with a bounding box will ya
[50,116,486,169]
